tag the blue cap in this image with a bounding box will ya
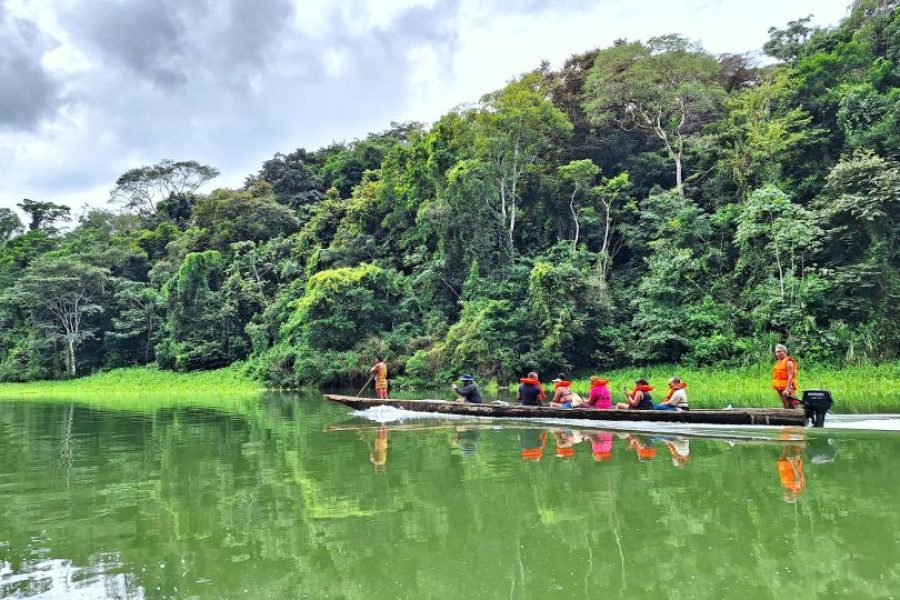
[459,374,475,382]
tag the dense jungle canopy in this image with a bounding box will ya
[1,2,898,386]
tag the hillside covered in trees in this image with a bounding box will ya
[1,2,898,386]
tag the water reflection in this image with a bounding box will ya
[341,420,828,504]
[4,395,894,599]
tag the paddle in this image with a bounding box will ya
[356,373,376,397]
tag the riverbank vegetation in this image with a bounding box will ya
[1,3,898,389]
[0,364,261,400]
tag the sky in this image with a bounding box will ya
[0,0,851,214]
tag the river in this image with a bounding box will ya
[1,392,899,598]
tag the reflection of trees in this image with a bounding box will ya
[0,396,898,597]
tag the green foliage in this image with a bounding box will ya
[190,189,300,253]
[583,35,725,193]
[156,251,247,371]
[2,4,899,386]
[254,264,414,386]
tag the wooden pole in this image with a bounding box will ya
[356,374,375,397]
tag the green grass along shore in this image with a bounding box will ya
[0,362,897,412]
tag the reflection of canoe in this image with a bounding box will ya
[324,419,806,443]
[323,395,808,426]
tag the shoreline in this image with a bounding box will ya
[0,362,897,413]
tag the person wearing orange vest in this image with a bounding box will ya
[772,344,799,408]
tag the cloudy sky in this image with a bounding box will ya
[1,0,849,213]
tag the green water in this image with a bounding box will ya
[1,393,899,599]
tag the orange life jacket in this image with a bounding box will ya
[772,357,798,390]
[663,382,687,403]
[777,456,805,492]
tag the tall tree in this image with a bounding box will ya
[557,159,600,250]
[17,199,71,233]
[109,281,163,364]
[475,72,572,244]
[110,159,219,216]
[0,208,23,241]
[13,257,109,376]
[583,35,725,195]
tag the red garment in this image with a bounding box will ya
[519,377,546,400]
[554,380,573,389]
[663,382,687,403]
[629,384,654,398]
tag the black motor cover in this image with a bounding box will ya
[802,389,834,411]
[801,389,833,427]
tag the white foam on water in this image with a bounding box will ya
[352,405,471,423]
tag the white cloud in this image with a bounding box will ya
[0,0,850,212]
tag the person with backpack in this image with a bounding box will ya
[549,374,583,408]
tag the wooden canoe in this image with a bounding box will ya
[323,395,808,426]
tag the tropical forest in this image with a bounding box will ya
[1,3,898,391]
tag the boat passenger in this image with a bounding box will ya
[653,377,689,411]
[587,376,612,409]
[517,372,546,406]
[370,355,389,400]
[550,375,581,408]
[452,375,483,404]
[616,379,654,410]
[772,344,799,408]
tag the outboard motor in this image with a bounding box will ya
[800,389,833,428]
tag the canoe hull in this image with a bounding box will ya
[323,395,807,426]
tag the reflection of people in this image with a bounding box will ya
[517,372,546,406]
[370,355,389,400]
[664,438,691,467]
[519,430,548,461]
[452,375,483,403]
[553,430,577,458]
[587,376,612,409]
[588,431,613,461]
[627,434,656,460]
[772,344,799,408]
[654,378,689,411]
[617,379,654,410]
[777,444,805,502]
[453,427,482,456]
[369,426,389,472]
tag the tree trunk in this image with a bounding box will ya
[674,151,684,196]
[68,338,77,377]
[145,319,153,363]
[570,189,580,251]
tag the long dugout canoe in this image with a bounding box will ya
[323,395,808,426]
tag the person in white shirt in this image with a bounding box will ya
[653,377,689,411]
